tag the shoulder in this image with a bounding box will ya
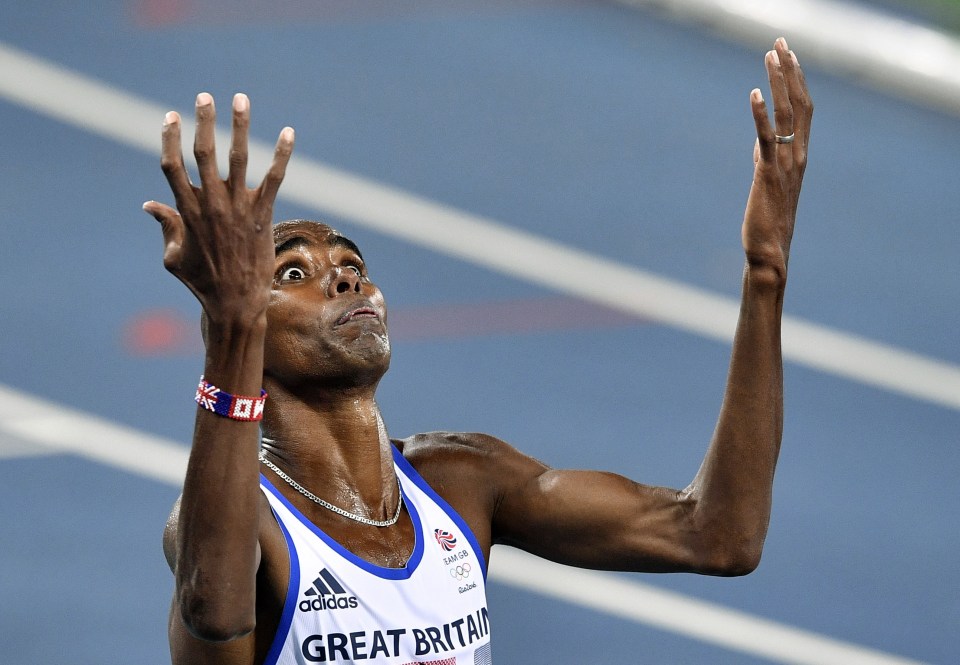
[398,430,506,459]
[396,431,493,488]
[396,431,520,476]
[394,432,540,555]
[395,432,554,555]
[396,430,550,497]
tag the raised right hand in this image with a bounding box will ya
[143,93,294,326]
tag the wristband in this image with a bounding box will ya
[194,376,267,421]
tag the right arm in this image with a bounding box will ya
[145,92,293,641]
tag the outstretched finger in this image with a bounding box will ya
[751,89,776,164]
[193,92,221,189]
[785,50,813,155]
[257,126,295,208]
[766,41,794,151]
[228,93,250,193]
[159,112,197,216]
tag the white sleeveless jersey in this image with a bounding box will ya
[260,446,492,665]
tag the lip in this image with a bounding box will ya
[335,304,380,326]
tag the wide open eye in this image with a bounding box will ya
[344,264,362,277]
[279,266,306,282]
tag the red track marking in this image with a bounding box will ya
[122,308,200,355]
[121,297,646,355]
[131,0,575,27]
[387,296,644,341]
[133,0,193,27]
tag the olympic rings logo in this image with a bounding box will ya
[449,562,472,580]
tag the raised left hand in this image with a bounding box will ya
[741,37,813,286]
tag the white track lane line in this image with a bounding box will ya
[1,40,958,411]
[618,0,960,117]
[0,383,931,665]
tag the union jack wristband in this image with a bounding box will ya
[194,376,267,422]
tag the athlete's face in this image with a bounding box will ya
[263,221,390,388]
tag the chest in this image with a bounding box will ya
[261,473,492,664]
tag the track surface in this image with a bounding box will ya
[1,2,957,663]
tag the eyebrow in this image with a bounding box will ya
[274,234,364,262]
[274,236,310,256]
[331,234,364,261]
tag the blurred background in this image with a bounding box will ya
[1,1,958,663]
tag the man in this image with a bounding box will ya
[143,37,812,665]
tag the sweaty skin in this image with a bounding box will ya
[143,38,812,665]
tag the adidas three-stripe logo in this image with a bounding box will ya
[305,569,347,596]
[299,569,360,612]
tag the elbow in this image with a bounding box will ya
[176,588,255,642]
[704,549,762,577]
[695,537,764,577]
[170,541,261,641]
[675,493,766,576]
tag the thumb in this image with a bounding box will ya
[142,201,185,270]
[143,201,184,241]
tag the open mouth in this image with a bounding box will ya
[336,306,379,326]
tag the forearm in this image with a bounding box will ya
[685,266,785,572]
[175,315,267,639]
[146,92,293,641]
[680,36,812,573]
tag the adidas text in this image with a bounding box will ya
[299,596,360,612]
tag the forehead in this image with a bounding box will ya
[273,220,363,259]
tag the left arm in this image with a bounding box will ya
[492,38,812,576]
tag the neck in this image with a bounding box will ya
[259,380,396,518]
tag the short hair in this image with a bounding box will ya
[273,219,363,261]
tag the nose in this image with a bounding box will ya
[327,266,361,297]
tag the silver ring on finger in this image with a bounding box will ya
[775,133,795,144]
